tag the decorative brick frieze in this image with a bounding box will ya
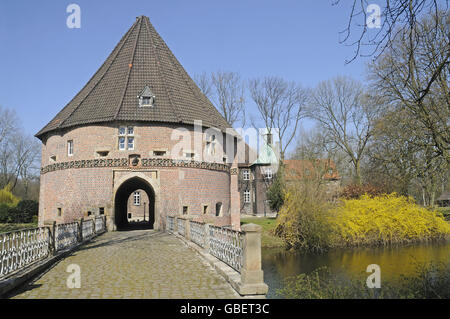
[41,158,231,175]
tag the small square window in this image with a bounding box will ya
[183,206,189,215]
[127,126,134,135]
[97,151,109,157]
[99,207,105,215]
[185,152,195,160]
[119,127,126,136]
[243,169,250,181]
[153,150,166,157]
[142,97,151,105]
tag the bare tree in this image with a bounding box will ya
[369,10,450,162]
[193,72,213,99]
[249,76,308,161]
[367,107,448,205]
[294,127,354,185]
[336,0,447,62]
[0,106,41,195]
[194,71,246,127]
[308,76,378,184]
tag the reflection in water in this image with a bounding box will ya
[262,242,450,299]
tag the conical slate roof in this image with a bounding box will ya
[36,16,231,139]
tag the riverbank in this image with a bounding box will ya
[240,217,285,248]
[262,241,450,298]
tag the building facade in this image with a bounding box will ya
[36,16,241,231]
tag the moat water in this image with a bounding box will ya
[262,242,450,298]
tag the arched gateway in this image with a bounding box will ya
[113,173,159,231]
[35,16,241,230]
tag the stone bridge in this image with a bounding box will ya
[0,217,268,299]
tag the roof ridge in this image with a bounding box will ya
[143,17,181,123]
[113,16,143,119]
[58,19,140,130]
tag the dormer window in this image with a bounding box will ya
[138,86,155,107]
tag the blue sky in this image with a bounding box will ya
[0,0,381,147]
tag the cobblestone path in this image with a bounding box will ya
[9,230,239,299]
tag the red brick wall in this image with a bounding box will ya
[38,122,236,229]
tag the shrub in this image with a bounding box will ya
[16,200,39,223]
[0,199,38,224]
[0,203,9,223]
[330,194,450,247]
[0,184,20,207]
[340,183,385,199]
[274,181,333,252]
[267,166,286,212]
[274,191,450,251]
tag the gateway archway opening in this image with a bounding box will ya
[114,177,155,231]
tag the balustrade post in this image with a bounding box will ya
[185,218,191,240]
[43,220,57,255]
[240,223,268,296]
[79,218,84,242]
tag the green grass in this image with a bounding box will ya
[0,223,38,234]
[241,217,285,248]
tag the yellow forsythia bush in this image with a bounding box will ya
[0,184,20,207]
[329,194,450,247]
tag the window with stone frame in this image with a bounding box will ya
[243,169,250,181]
[206,134,216,157]
[133,191,141,206]
[244,190,251,203]
[118,126,134,150]
[67,140,74,156]
[264,168,273,180]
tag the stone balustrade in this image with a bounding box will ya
[165,215,268,297]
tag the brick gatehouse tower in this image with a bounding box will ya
[35,16,241,231]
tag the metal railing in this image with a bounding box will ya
[82,219,95,241]
[95,216,106,233]
[0,215,107,279]
[177,218,185,237]
[209,225,244,272]
[189,220,206,248]
[55,222,79,251]
[166,216,175,233]
[0,227,51,278]
[167,217,244,273]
